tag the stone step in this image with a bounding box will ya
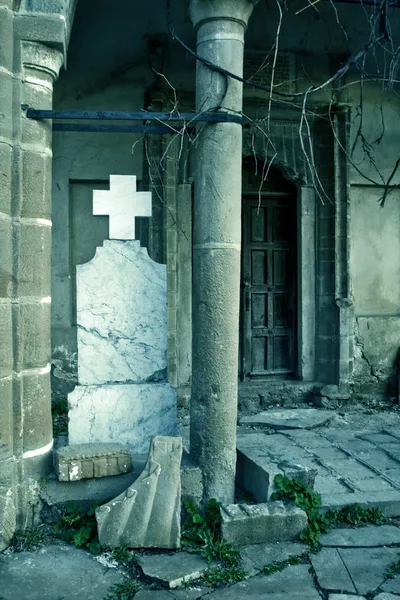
[236,433,317,502]
[41,451,202,521]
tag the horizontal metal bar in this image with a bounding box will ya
[52,123,195,134]
[26,108,244,124]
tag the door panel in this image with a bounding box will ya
[242,196,296,378]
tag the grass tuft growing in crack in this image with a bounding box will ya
[182,498,247,586]
[261,552,310,576]
[272,474,386,549]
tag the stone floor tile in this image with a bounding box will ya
[314,475,350,495]
[0,543,125,600]
[329,595,365,600]
[239,409,334,430]
[321,490,400,516]
[311,548,356,593]
[384,470,400,484]
[339,440,377,453]
[201,564,320,599]
[138,552,211,589]
[172,587,213,599]
[338,547,399,595]
[381,576,400,594]
[327,460,377,480]
[375,594,400,600]
[351,478,395,492]
[283,430,334,448]
[312,448,350,462]
[135,592,174,600]
[360,433,400,445]
[358,451,400,471]
[240,541,307,572]
[320,525,400,548]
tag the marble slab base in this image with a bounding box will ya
[68,383,177,453]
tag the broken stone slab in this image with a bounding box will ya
[96,436,182,549]
[236,433,317,502]
[380,579,400,595]
[138,552,212,589]
[311,548,357,594]
[239,408,334,430]
[202,563,320,599]
[320,525,400,548]
[329,596,365,600]
[41,452,202,522]
[338,547,399,596]
[220,501,307,546]
[55,442,133,482]
[240,541,307,573]
[0,543,125,600]
[375,594,400,600]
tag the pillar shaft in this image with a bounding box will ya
[189,0,257,504]
[0,29,62,548]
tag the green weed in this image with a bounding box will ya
[53,501,101,554]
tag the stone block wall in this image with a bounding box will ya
[0,2,65,548]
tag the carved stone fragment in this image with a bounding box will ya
[55,443,133,482]
[96,436,182,549]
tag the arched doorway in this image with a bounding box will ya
[240,160,298,380]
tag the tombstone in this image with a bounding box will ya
[68,175,177,452]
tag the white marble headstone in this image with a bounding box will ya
[76,240,167,385]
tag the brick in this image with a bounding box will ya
[220,501,307,546]
[55,443,133,482]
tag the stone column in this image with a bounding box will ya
[189,0,258,504]
[0,34,62,547]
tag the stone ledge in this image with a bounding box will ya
[220,501,308,546]
[55,443,133,482]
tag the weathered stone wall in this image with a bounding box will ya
[0,1,66,548]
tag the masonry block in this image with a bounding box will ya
[236,435,317,502]
[220,501,308,546]
[0,304,12,378]
[0,378,12,457]
[13,301,51,370]
[21,151,52,219]
[21,371,52,454]
[0,218,13,298]
[0,6,13,72]
[0,142,12,216]
[19,221,51,297]
[55,443,133,482]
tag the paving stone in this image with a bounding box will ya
[236,433,316,502]
[138,552,211,589]
[320,525,400,548]
[338,547,399,595]
[240,541,307,572]
[239,409,334,430]
[135,592,173,600]
[320,491,400,517]
[55,442,133,481]
[284,430,334,448]
[311,548,357,593]
[375,594,400,600]
[338,440,377,453]
[329,596,365,600]
[0,543,124,600]
[381,577,400,594]
[352,479,395,492]
[96,436,182,549]
[314,475,350,495]
[172,588,213,599]
[220,501,307,546]
[358,451,400,471]
[202,564,320,599]
[360,433,400,445]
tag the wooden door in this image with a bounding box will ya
[241,196,297,378]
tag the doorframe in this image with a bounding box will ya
[239,182,316,383]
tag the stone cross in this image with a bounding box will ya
[93,175,152,240]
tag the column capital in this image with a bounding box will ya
[21,40,63,80]
[189,0,258,30]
